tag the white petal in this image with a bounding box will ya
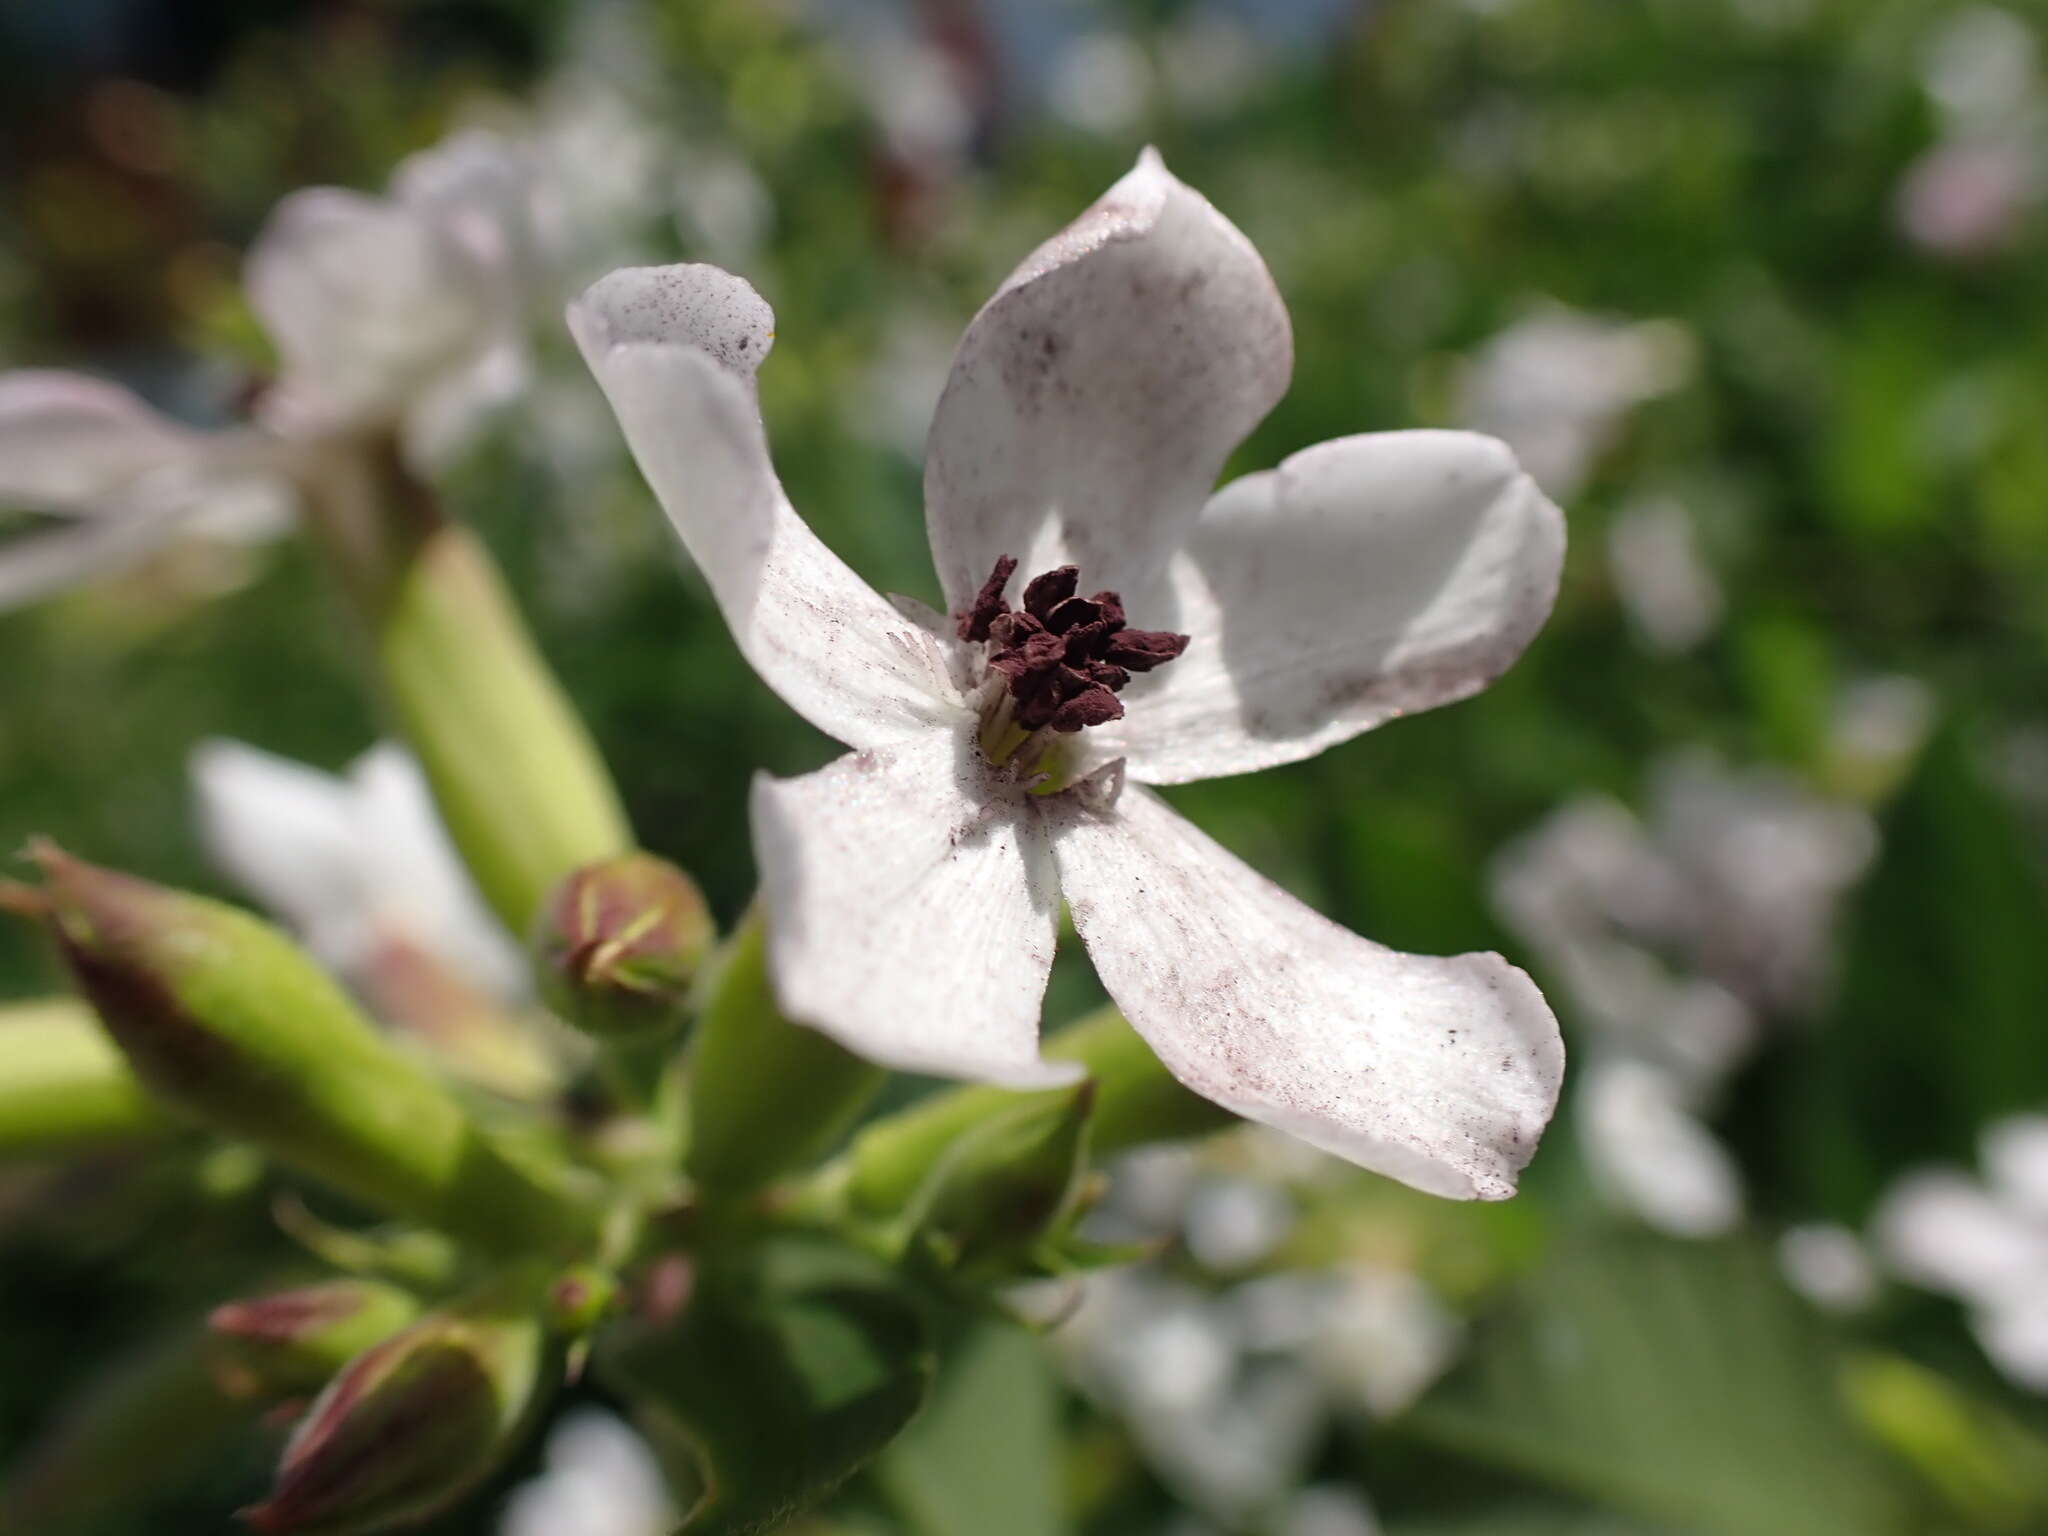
[749,730,1073,1087]
[1041,786,1562,1199]
[1575,1056,1743,1238]
[570,264,964,749]
[1973,1302,2048,1393]
[1099,431,1563,786]
[923,148,1291,611]
[1874,1169,2048,1304]
[348,745,527,1001]
[247,187,508,437]
[0,514,188,612]
[190,739,375,975]
[0,370,198,508]
[1982,1115,2048,1225]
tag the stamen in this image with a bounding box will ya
[961,554,1190,784]
[956,554,1018,642]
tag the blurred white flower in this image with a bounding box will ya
[573,149,1567,1200]
[1049,32,1155,136]
[1828,673,1935,794]
[1921,8,2037,129]
[1779,1221,1879,1313]
[1875,1117,2048,1391]
[500,1409,673,1536]
[1492,752,1875,1233]
[1159,11,1261,119]
[1058,1268,1330,1524]
[0,371,294,612]
[191,738,552,1094]
[1281,1486,1384,1536]
[0,124,550,612]
[192,738,522,998]
[1897,9,2043,260]
[248,130,537,465]
[1579,1056,1744,1238]
[1605,496,1723,655]
[1456,307,1694,499]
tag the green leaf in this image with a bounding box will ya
[600,1238,934,1536]
[1408,1231,1910,1536]
[873,1322,1070,1536]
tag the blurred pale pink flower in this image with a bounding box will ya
[1896,138,2037,260]
[574,149,1567,1200]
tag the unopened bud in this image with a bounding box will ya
[240,1277,551,1535]
[207,1281,420,1401]
[533,852,713,1039]
[909,1081,1098,1281]
[28,843,598,1255]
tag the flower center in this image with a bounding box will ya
[954,555,1189,785]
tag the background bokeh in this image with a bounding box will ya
[3,1,2047,1532]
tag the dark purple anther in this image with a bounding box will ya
[968,555,1189,737]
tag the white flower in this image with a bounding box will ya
[191,738,553,1094]
[1875,1117,2048,1391]
[0,371,293,612]
[248,129,536,465]
[191,738,525,1002]
[1491,753,1874,1233]
[1779,1222,1878,1313]
[1604,495,1723,656]
[499,1409,673,1536]
[1455,307,1694,500]
[572,149,1567,1201]
[0,127,543,611]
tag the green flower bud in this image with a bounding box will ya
[906,1081,1098,1281]
[0,1324,244,1532]
[534,852,713,1040]
[843,1006,1230,1218]
[30,844,598,1256]
[240,1276,552,1535]
[207,1281,421,1402]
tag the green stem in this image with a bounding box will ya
[300,436,632,935]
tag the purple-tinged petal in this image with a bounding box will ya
[924,148,1291,612]
[750,731,1075,1088]
[571,264,966,749]
[1100,431,1563,785]
[1041,785,1562,1199]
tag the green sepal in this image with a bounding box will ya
[206,1279,422,1402]
[32,845,600,1258]
[241,1267,557,1535]
[685,911,885,1198]
[899,1082,1099,1288]
[599,1236,934,1535]
[841,1007,1228,1220]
